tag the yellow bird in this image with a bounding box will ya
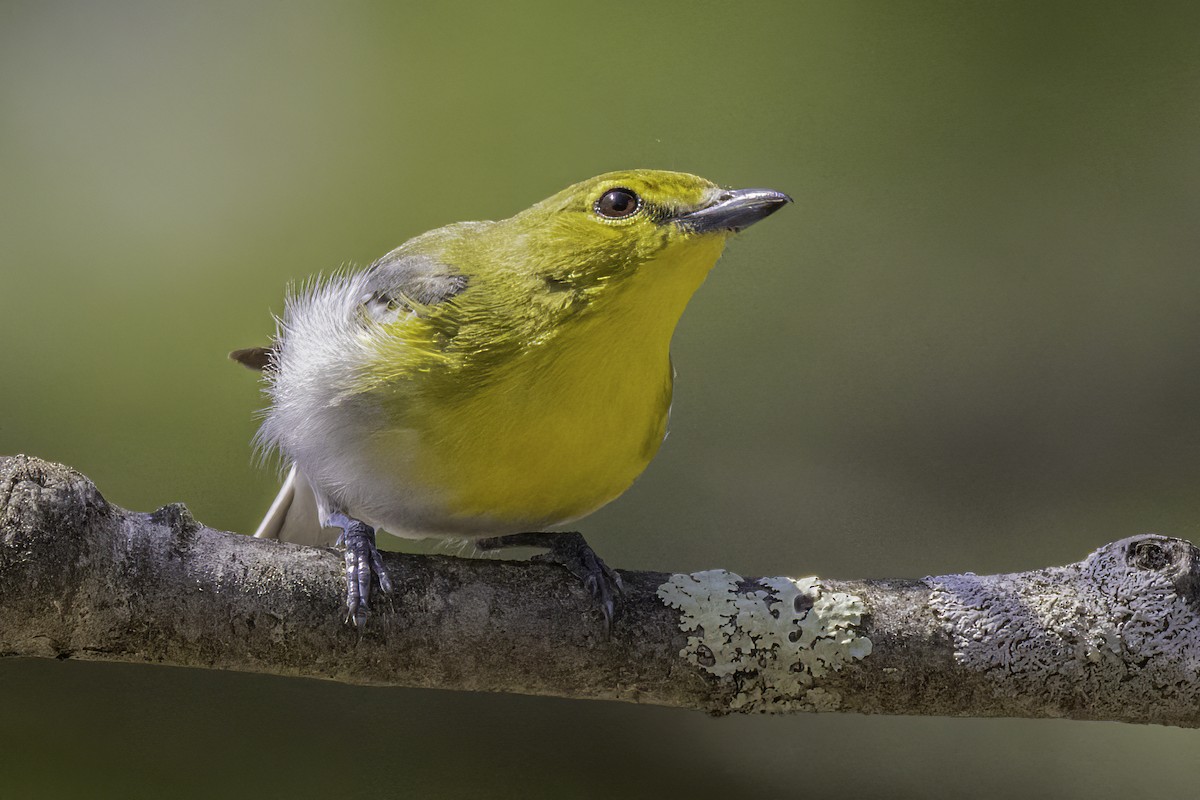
[233,170,790,627]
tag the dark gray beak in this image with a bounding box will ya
[675,188,792,234]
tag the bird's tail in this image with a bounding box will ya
[254,465,339,547]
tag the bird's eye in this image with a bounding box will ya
[594,188,641,220]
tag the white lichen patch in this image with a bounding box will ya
[657,569,872,712]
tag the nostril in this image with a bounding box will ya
[717,191,734,202]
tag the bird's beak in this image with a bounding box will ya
[675,188,792,234]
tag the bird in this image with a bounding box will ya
[232,169,791,629]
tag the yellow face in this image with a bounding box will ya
[504,170,729,290]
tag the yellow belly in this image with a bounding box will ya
[412,319,674,529]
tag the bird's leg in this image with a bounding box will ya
[476,532,624,637]
[326,512,393,627]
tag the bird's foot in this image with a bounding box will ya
[477,532,624,637]
[330,515,393,627]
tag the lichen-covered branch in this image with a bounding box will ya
[2,455,1198,726]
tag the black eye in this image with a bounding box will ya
[594,188,641,219]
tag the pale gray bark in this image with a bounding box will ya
[2,454,1198,726]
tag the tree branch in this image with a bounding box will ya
[2,454,1198,726]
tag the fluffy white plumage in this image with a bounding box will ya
[254,271,431,545]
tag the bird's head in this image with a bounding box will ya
[490,169,791,297]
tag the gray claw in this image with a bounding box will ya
[338,520,392,628]
[371,547,394,594]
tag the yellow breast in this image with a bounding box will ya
[417,316,675,528]
[368,237,725,534]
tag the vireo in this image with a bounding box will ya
[233,170,790,628]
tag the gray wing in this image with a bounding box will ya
[361,251,468,315]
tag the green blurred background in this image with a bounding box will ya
[3,1,1200,796]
